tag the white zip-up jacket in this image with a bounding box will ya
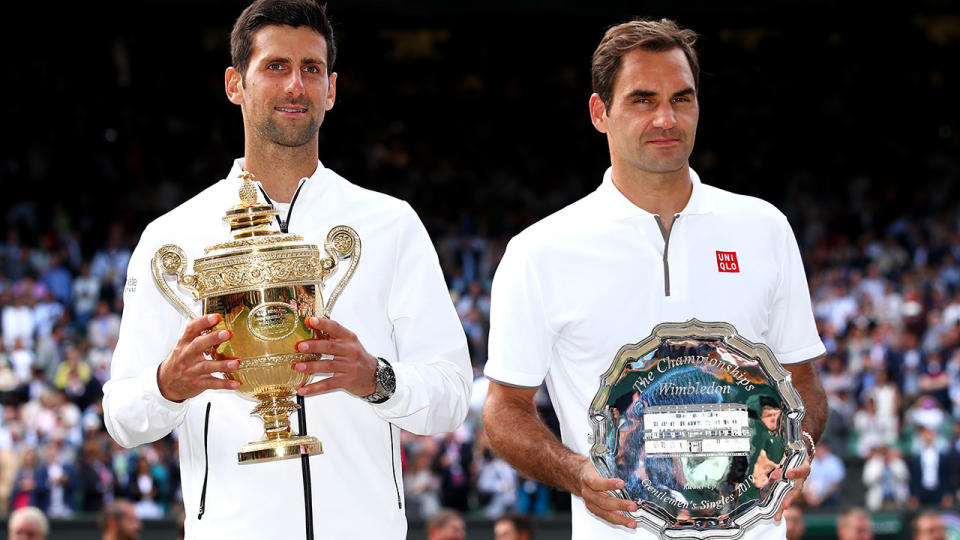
[103,159,472,539]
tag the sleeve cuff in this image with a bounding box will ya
[483,363,544,389]
[775,342,827,365]
[142,363,191,415]
[368,361,423,416]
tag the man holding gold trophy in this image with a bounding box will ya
[483,19,828,540]
[102,1,471,538]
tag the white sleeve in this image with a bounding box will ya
[767,216,826,364]
[102,225,191,448]
[484,237,554,388]
[372,204,472,435]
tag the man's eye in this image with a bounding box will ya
[673,96,691,103]
[267,64,283,71]
[303,65,321,74]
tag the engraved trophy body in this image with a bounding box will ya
[152,173,360,464]
[589,319,806,539]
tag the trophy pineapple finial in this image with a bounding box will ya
[238,172,259,206]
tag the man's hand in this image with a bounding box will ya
[157,314,239,403]
[774,456,811,521]
[293,317,378,397]
[577,458,639,529]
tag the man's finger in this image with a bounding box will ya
[306,317,355,340]
[584,489,637,513]
[295,338,349,357]
[179,314,222,346]
[785,464,810,479]
[197,374,241,391]
[293,358,347,374]
[582,473,626,492]
[297,376,344,396]
[198,358,241,375]
[587,505,637,529]
[187,329,233,356]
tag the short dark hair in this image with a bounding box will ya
[591,18,699,109]
[496,513,534,538]
[230,0,336,77]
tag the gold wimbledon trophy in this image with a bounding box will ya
[151,172,360,464]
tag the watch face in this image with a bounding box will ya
[380,363,397,393]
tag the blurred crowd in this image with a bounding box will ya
[1,3,959,533]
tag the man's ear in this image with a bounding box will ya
[225,67,244,105]
[589,93,608,133]
[325,72,337,111]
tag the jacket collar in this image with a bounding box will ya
[224,158,327,204]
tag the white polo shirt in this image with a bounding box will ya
[485,167,824,540]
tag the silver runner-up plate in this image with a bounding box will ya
[588,319,806,539]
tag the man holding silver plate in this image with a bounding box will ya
[102,1,471,538]
[483,18,827,540]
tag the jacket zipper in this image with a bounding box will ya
[654,214,681,297]
[390,424,402,509]
[258,180,316,540]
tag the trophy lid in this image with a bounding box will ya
[196,172,315,264]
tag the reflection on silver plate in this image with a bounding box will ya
[588,319,806,539]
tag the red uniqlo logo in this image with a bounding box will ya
[716,251,740,272]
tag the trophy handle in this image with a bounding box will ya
[151,244,201,320]
[320,225,361,318]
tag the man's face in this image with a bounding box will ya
[227,25,336,149]
[115,503,143,540]
[590,47,698,176]
[9,516,44,540]
[430,518,466,540]
[494,520,526,540]
[761,407,781,432]
[915,515,947,540]
[838,515,874,540]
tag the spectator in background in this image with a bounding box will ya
[87,300,121,353]
[863,446,910,511]
[476,442,517,519]
[78,439,114,513]
[129,455,163,519]
[802,440,845,507]
[426,508,466,540]
[853,396,898,458]
[8,338,35,385]
[436,431,473,513]
[783,505,805,540]
[11,448,49,513]
[72,263,100,327]
[2,293,36,351]
[494,512,533,540]
[90,224,131,303]
[43,440,76,518]
[836,507,873,540]
[99,499,142,540]
[909,426,952,508]
[912,511,947,540]
[31,290,63,342]
[7,505,49,540]
[403,438,441,519]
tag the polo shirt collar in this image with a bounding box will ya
[595,166,715,221]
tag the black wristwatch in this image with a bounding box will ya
[362,357,396,404]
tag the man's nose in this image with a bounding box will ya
[652,101,677,130]
[285,70,305,95]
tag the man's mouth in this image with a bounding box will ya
[276,106,308,113]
